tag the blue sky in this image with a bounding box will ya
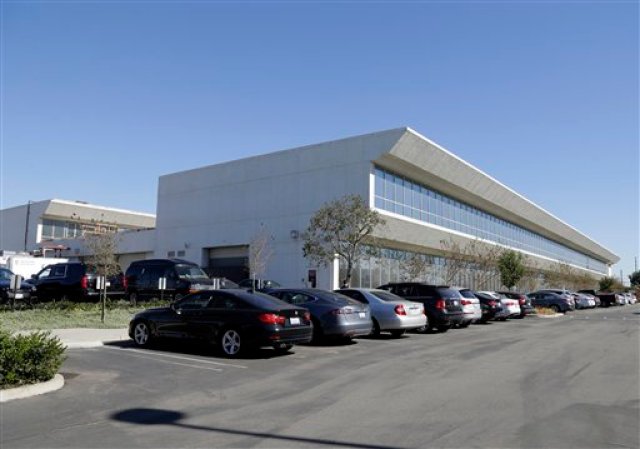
[1,1,638,281]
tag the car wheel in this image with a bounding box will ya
[220,329,243,357]
[370,319,381,337]
[458,321,470,328]
[437,325,450,333]
[132,321,153,347]
[550,304,560,313]
[390,329,405,338]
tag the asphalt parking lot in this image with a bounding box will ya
[2,305,639,449]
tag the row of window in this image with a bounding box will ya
[41,219,119,241]
[338,247,505,291]
[373,167,608,274]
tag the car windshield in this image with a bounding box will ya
[370,290,405,302]
[175,264,209,280]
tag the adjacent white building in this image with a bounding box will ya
[154,127,618,289]
[0,199,156,264]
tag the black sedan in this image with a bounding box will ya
[128,289,313,357]
[472,291,505,322]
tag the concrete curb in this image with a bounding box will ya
[535,313,564,319]
[65,341,106,349]
[0,374,65,403]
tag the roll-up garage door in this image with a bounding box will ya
[207,246,249,282]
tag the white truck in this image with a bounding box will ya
[0,255,69,279]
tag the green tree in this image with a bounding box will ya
[498,250,525,290]
[629,270,640,287]
[303,195,385,288]
[598,276,620,292]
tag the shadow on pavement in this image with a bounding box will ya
[103,339,296,360]
[111,408,408,449]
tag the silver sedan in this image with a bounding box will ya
[337,288,427,337]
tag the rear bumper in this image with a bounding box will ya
[253,327,313,346]
[378,314,427,331]
[430,311,464,326]
[322,320,373,337]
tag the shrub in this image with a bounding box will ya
[535,307,557,316]
[0,330,66,389]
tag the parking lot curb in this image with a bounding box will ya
[0,374,65,403]
[65,341,106,349]
[535,313,564,319]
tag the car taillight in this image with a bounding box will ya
[394,305,406,315]
[122,275,128,290]
[303,312,311,322]
[435,299,445,310]
[519,297,525,305]
[258,313,286,325]
[460,299,470,306]
[81,275,88,289]
[330,308,346,315]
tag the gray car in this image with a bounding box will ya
[337,288,427,337]
[266,288,372,341]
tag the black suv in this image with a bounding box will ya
[125,259,214,303]
[29,262,125,302]
[376,283,464,332]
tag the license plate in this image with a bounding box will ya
[15,293,24,299]
[359,312,366,318]
[289,317,300,325]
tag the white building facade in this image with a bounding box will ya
[154,128,618,290]
[0,199,156,265]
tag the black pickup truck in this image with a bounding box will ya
[28,262,125,302]
[376,282,464,332]
[577,289,617,307]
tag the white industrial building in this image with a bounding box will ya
[154,127,618,289]
[0,128,619,288]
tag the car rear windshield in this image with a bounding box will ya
[436,288,461,299]
[314,290,362,306]
[175,264,209,280]
[458,289,477,299]
[370,290,405,302]
[234,291,293,309]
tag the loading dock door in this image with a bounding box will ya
[207,246,249,282]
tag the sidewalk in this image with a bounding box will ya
[44,328,130,348]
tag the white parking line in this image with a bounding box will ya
[103,346,247,369]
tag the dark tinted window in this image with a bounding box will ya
[435,288,461,299]
[176,292,214,310]
[0,268,12,280]
[340,290,368,304]
[51,265,67,277]
[370,290,405,302]
[458,289,477,299]
[210,295,250,310]
[175,264,209,280]
[228,290,291,309]
[313,290,362,306]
